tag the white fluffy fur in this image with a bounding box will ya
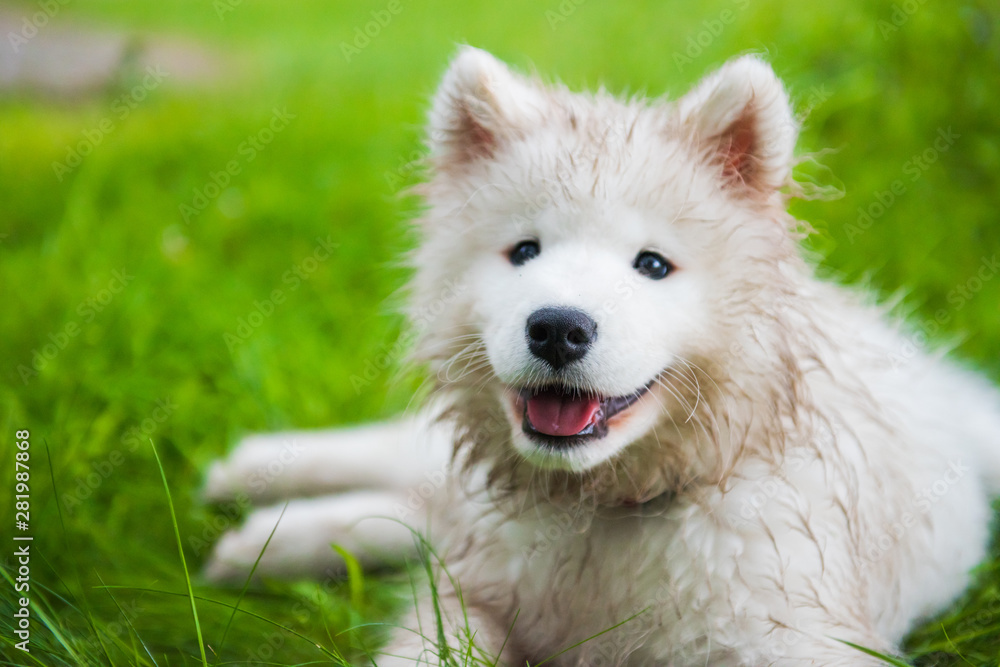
[206,48,1000,666]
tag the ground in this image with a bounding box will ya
[1,0,999,664]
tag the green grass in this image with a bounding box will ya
[1,0,999,664]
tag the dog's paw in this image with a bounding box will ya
[204,419,452,504]
[203,459,241,504]
[203,503,336,582]
[203,433,316,503]
[203,491,422,582]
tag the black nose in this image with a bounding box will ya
[526,307,597,370]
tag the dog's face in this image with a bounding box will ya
[411,48,798,475]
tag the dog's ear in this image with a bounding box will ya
[677,55,797,197]
[428,46,543,170]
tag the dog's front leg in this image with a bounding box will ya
[205,407,453,504]
[378,583,517,667]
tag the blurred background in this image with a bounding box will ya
[1,1,998,664]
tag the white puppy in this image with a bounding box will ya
[206,48,1000,666]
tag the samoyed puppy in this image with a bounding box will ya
[205,48,1000,666]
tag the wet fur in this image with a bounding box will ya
[206,48,1000,666]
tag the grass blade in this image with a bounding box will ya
[150,438,209,666]
[331,544,365,610]
[836,638,914,666]
[532,609,646,667]
[95,570,158,666]
[98,585,349,664]
[212,502,289,667]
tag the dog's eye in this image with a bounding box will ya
[509,240,541,266]
[633,251,674,280]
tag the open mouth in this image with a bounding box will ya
[515,382,652,447]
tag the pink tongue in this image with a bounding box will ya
[526,389,601,437]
